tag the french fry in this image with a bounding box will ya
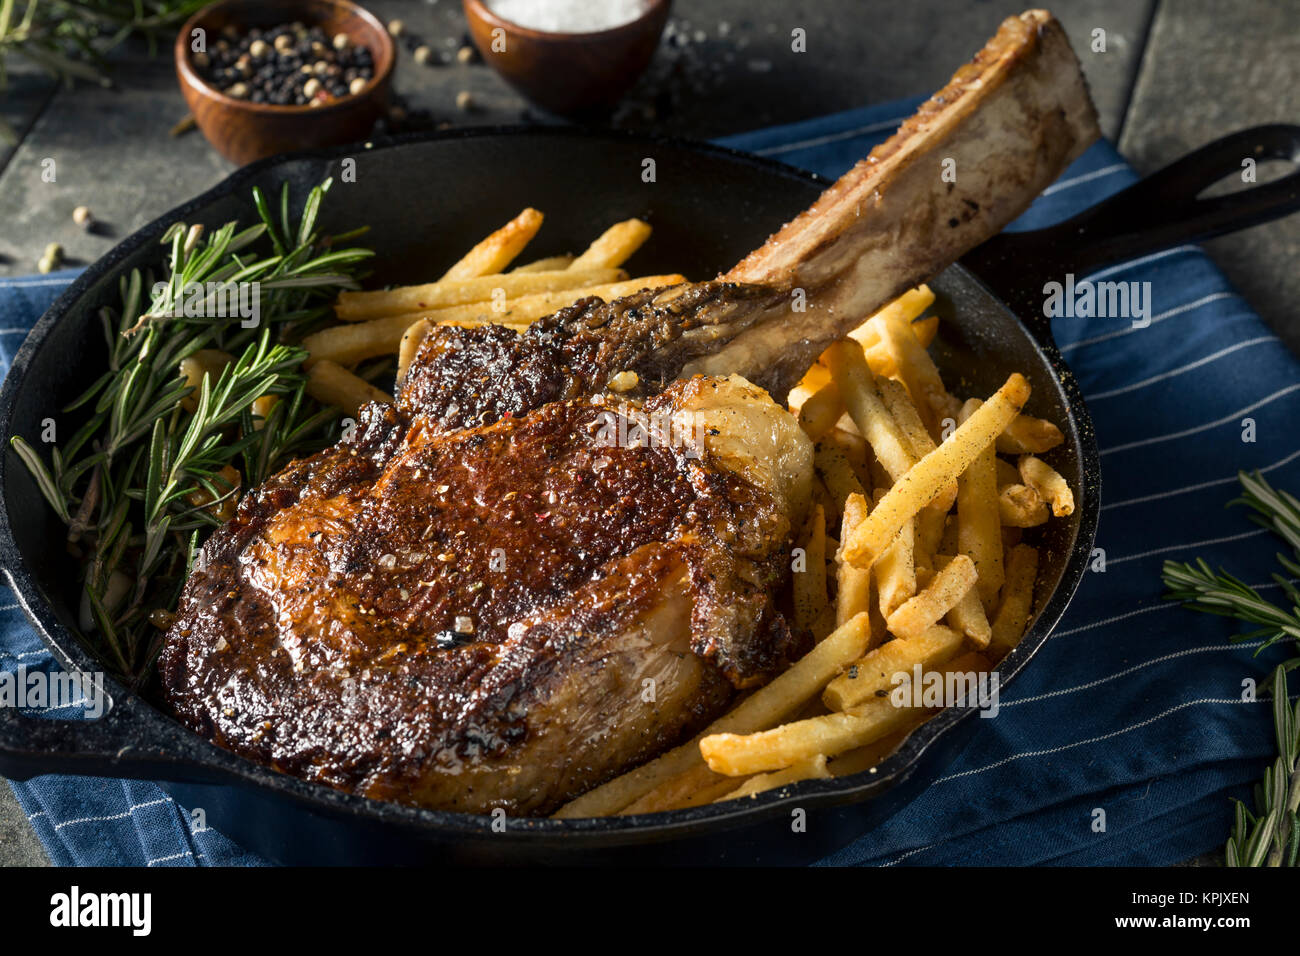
[797,382,843,440]
[396,318,431,385]
[619,764,744,814]
[305,360,394,417]
[990,544,1039,658]
[815,439,867,508]
[713,755,830,803]
[702,690,935,776]
[995,456,1020,488]
[798,362,833,393]
[827,649,990,777]
[997,414,1064,455]
[822,624,963,712]
[1019,454,1075,517]
[938,513,959,555]
[913,505,948,572]
[956,399,1005,609]
[334,267,625,321]
[440,207,543,280]
[836,494,872,628]
[911,313,940,348]
[304,275,686,366]
[842,374,1031,569]
[847,285,935,351]
[569,218,653,270]
[934,554,992,648]
[887,554,977,640]
[512,254,575,273]
[871,308,950,437]
[794,505,828,633]
[553,613,872,817]
[826,427,872,492]
[825,340,917,483]
[878,377,956,512]
[874,498,916,618]
[998,483,1050,527]
[826,725,922,777]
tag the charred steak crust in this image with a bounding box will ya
[397,281,795,430]
[159,381,803,814]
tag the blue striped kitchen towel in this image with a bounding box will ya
[3,95,1298,866]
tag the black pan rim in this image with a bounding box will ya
[0,125,1099,844]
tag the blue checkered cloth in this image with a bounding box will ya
[5,97,1298,865]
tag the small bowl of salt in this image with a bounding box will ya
[463,0,671,116]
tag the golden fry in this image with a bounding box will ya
[836,493,872,627]
[815,439,867,508]
[619,764,743,814]
[794,505,828,633]
[998,483,1050,527]
[512,254,575,273]
[871,309,950,437]
[878,377,957,512]
[887,554,977,640]
[797,382,844,441]
[874,502,916,618]
[823,624,964,711]
[305,360,394,418]
[569,219,653,270]
[997,414,1064,455]
[396,318,431,385]
[1019,454,1075,517]
[701,695,924,776]
[440,207,543,280]
[956,399,1005,609]
[990,544,1039,658]
[334,267,624,321]
[842,374,1031,569]
[714,755,830,803]
[825,340,917,483]
[913,505,948,572]
[934,554,992,648]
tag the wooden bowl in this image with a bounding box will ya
[463,0,671,117]
[175,0,394,166]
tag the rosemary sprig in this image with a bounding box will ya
[0,1,208,143]
[11,178,372,677]
[1161,470,1300,866]
[1224,665,1300,867]
[1162,471,1300,675]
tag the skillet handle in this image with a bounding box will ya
[0,681,215,783]
[963,124,1300,326]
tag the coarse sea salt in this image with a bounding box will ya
[486,0,652,34]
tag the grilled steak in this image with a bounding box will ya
[158,10,1099,815]
[160,376,812,814]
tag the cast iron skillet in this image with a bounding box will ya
[0,125,1298,865]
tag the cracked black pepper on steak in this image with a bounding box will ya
[191,21,376,106]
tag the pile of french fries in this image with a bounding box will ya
[555,285,1075,818]
[296,208,679,416]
